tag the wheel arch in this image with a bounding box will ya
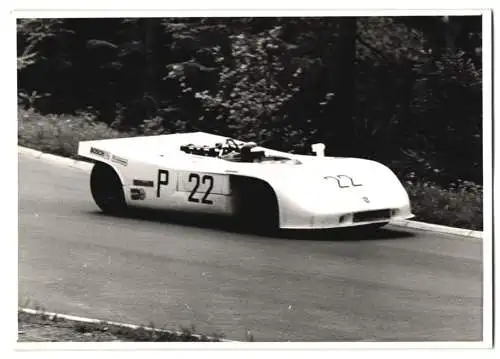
[229,175,282,228]
[92,160,126,186]
[90,160,128,214]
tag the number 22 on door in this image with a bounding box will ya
[187,173,214,205]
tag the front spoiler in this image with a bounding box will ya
[280,213,415,230]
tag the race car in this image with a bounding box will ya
[77,132,413,230]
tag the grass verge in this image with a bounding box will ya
[18,309,224,342]
[404,179,483,231]
[18,108,134,160]
[17,108,483,231]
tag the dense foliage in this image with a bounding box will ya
[17,16,483,186]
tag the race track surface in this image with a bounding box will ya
[18,154,483,341]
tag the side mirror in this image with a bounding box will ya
[311,143,325,157]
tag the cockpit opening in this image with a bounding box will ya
[180,138,301,164]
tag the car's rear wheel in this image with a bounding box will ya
[357,222,389,231]
[90,162,126,215]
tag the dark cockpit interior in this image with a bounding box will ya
[180,138,301,164]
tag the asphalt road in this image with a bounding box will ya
[18,154,483,341]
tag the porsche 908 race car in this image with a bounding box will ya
[77,132,413,230]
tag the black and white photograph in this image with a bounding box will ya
[11,3,493,356]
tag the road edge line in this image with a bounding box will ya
[18,146,93,172]
[18,307,238,342]
[390,219,482,239]
[18,145,483,239]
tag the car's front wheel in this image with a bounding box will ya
[90,162,127,215]
[356,222,389,232]
[231,177,279,235]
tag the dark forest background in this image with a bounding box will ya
[17,16,483,187]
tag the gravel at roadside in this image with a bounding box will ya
[18,311,221,342]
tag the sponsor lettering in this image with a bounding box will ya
[133,179,155,187]
[90,147,109,159]
[89,147,126,166]
[130,188,146,200]
[111,155,128,166]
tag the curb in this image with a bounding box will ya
[18,145,483,240]
[390,219,482,239]
[18,146,93,172]
[18,307,237,342]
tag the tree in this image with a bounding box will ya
[17,16,483,184]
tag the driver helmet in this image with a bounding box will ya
[241,142,257,151]
[240,142,259,161]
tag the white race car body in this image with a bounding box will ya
[77,132,413,229]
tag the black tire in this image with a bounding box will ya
[357,222,389,232]
[232,177,279,234]
[90,162,127,215]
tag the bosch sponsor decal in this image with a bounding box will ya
[133,179,155,187]
[89,147,127,166]
[111,155,128,166]
[90,147,110,159]
[130,188,146,200]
